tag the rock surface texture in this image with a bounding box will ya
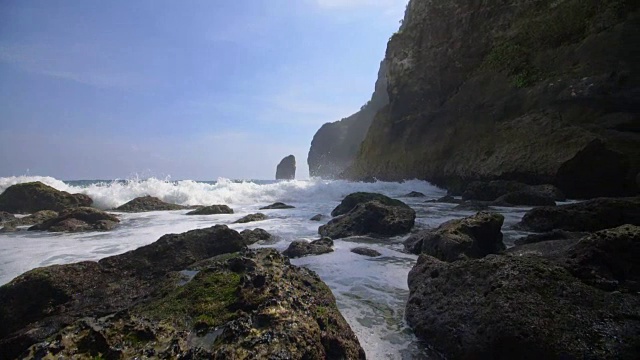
[29,207,120,232]
[0,225,365,359]
[0,182,93,213]
[283,237,334,258]
[186,205,234,215]
[115,196,185,212]
[275,155,296,180]
[340,0,640,199]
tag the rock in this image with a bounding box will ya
[462,180,529,201]
[0,224,18,233]
[517,197,640,232]
[275,155,296,180]
[259,202,295,210]
[310,214,324,221]
[426,195,461,204]
[403,211,505,261]
[0,181,93,213]
[308,60,388,179]
[233,213,267,224]
[115,196,185,212]
[240,228,272,245]
[0,225,365,359]
[514,229,588,246]
[452,200,491,211]
[0,211,15,223]
[492,190,556,207]
[319,199,415,239]
[528,184,566,201]
[283,237,334,258]
[4,210,58,227]
[29,207,120,232]
[350,247,381,257]
[406,252,640,360]
[185,205,234,215]
[331,192,408,217]
[404,191,426,197]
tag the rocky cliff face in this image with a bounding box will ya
[344,0,640,198]
[307,61,389,178]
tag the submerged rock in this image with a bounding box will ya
[517,197,640,232]
[275,155,296,180]
[462,180,529,201]
[0,181,93,213]
[240,228,272,245]
[186,205,234,215]
[404,191,426,198]
[115,196,185,212]
[0,225,365,359]
[492,190,556,207]
[310,214,324,221]
[0,211,15,223]
[404,211,505,261]
[29,207,120,232]
[425,195,461,204]
[350,247,381,257]
[233,213,267,224]
[259,202,295,210]
[330,192,409,217]
[283,237,334,258]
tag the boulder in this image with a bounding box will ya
[514,229,588,246]
[0,211,15,223]
[0,225,365,359]
[29,207,120,232]
[350,247,381,257]
[275,155,296,180]
[404,191,426,197]
[493,190,556,207]
[517,197,640,232]
[114,196,185,212]
[259,202,295,210]
[462,180,529,201]
[528,184,566,201]
[426,195,461,204]
[233,213,267,224]
[0,182,93,213]
[4,210,58,227]
[319,199,415,239]
[240,228,272,245]
[403,211,505,261]
[185,205,234,215]
[310,214,324,221]
[283,237,334,258]
[452,201,491,211]
[331,192,408,217]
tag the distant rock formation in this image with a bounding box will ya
[307,60,389,178]
[275,155,296,180]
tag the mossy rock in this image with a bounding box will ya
[0,182,93,213]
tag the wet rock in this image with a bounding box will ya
[426,195,461,204]
[1,227,365,359]
[493,190,556,207]
[29,207,120,232]
[404,211,505,261]
[115,196,185,212]
[404,191,426,197]
[0,211,15,223]
[310,214,324,221]
[517,197,640,232]
[0,181,93,213]
[528,184,566,201]
[283,237,334,258]
[233,213,267,224]
[275,155,296,180]
[319,198,415,239]
[331,192,409,217]
[462,180,529,201]
[0,223,18,232]
[514,229,588,245]
[240,228,272,245]
[259,202,295,210]
[350,247,381,257]
[186,205,234,215]
[452,200,491,211]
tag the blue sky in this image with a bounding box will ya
[0,0,406,180]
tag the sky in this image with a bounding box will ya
[0,0,407,180]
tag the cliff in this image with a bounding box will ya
[344,0,640,198]
[307,61,389,178]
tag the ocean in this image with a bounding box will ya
[0,175,534,359]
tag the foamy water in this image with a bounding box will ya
[0,176,533,359]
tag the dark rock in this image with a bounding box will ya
[517,197,640,232]
[0,226,365,359]
[319,199,415,239]
[514,229,588,245]
[0,182,93,213]
[185,205,234,215]
[0,211,15,223]
[403,211,505,261]
[404,191,426,197]
[506,238,582,260]
[331,192,408,217]
[275,155,296,180]
[426,195,461,204]
[259,202,295,210]
[29,207,120,232]
[4,210,58,227]
[115,196,185,212]
[233,213,267,224]
[350,247,381,257]
[240,228,272,245]
[528,184,566,201]
[283,237,334,258]
[462,180,529,201]
[0,224,18,233]
[493,190,556,207]
[452,201,491,211]
[310,214,324,221]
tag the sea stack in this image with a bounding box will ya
[276,155,296,180]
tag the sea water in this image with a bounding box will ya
[0,176,534,359]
